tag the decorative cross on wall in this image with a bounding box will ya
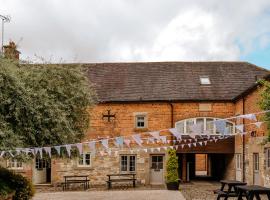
[102,110,116,122]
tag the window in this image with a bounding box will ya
[175,117,235,135]
[236,154,241,170]
[135,114,147,128]
[266,149,270,168]
[254,153,259,171]
[7,159,23,169]
[200,76,211,85]
[120,155,136,173]
[78,153,91,167]
[35,158,49,170]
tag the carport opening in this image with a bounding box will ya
[195,154,208,177]
[178,153,231,182]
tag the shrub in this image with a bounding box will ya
[165,149,179,183]
[0,167,35,200]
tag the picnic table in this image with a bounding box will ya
[214,180,247,200]
[236,185,270,200]
[106,173,136,189]
[63,175,90,191]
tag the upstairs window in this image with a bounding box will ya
[134,113,147,128]
[175,117,235,135]
[200,76,211,85]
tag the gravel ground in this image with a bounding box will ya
[33,190,185,200]
[180,181,269,200]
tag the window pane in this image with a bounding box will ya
[176,121,184,133]
[196,118,204,133]
[136,116,145,128]
[226,122,233,134]
[206,118,214,134]
[129,156,136,172]
[186,119,195,133]
[121,156,128,171]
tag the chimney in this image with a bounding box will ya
[3,41,20,60]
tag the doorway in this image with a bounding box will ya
[235,154,242,181]
[253,153,260,185]
[150,155,164,185]
[33,158,51,184]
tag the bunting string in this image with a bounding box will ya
[0,110,269,158]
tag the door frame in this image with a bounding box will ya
[149,154,165,185]
[32,157,51,184]
[253,153,259,185]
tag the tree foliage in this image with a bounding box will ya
[0,58,96,150]
[259,79,270,137]
[165,149,179,183]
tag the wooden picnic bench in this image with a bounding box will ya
[236,185,270,200]
[106,173,136,189]
[63,175,90,191]
[214,180,247,200]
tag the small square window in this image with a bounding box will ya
[200,76,211,85]
[78,153,91,167]
[135,114,147,128]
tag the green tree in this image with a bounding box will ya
[0,58,96,150]
[165,149,179,183]
[259,79,270,138]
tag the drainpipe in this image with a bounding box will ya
[169,102,174,128]
[242,97,246,182]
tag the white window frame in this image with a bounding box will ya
[7,159,23,170]
[200,76,211,85]
[134,113,147,129]
[175,117,235,135]
[120,155,136,173]
[266,149,270,169]
[236,154,242,170]
[77,153,91,167]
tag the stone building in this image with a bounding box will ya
[2,61,270,187]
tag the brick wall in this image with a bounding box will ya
[235,86,269,185]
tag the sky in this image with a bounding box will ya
[1,0,270,69]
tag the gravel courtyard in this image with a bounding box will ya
[33,190,185,200]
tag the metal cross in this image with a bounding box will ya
[102,110,116,122]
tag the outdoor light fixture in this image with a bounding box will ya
[0,14,11,55]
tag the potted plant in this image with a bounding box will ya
[165,149,179,190]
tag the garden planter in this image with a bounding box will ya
[166,182,179,190]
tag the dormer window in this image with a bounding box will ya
[200,76,211,85]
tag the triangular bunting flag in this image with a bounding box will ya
[54,146,61,156]
[169,128,182,140]
[65,144,71,157]
[115,137,124,148]
[241,114,257,121]
[132,134,143,146]
[149,131,160,140]
[255,122,263,128]
[0,151,5,158]
[75,143,83,155]
[101,139,109,149]
[44,147,51,158]
[124,139,131,147]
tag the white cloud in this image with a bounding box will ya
[1,0,270,62]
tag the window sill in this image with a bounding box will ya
[134,128,148,132]
[74,166,94,170]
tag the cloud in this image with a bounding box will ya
[1,0,270,63]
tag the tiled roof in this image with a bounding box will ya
[85,62,269,102]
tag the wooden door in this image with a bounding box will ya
[235,154,242,181]
[150,155,164,185]
[253,153,260,185]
